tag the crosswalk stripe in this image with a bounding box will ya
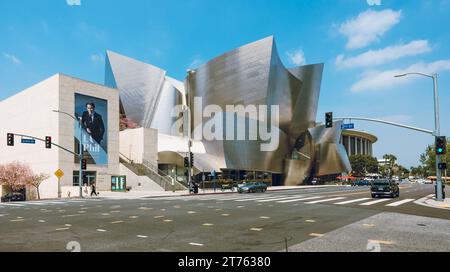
[22,202,46,206]
[334,198,371,205]
[359,199,391,206]
[277,196,323,203]
[385,199,415,207]
[256,196,305,203]
[305,197,346,204]
[234,196,284,202]
[0,203,25,207]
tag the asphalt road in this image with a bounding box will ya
[0,183,448,252]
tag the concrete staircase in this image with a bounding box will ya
[119,154,187,191]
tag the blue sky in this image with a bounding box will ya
[1,0,449,168]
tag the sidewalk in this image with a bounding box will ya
[97,185,348,199]
[415,194,450,210]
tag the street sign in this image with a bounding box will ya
[54,169,65,179]
[21,138,36,144]
[341,123,355,130]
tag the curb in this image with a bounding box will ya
[414,194,450,210]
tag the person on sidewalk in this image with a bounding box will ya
[91,184,98,197]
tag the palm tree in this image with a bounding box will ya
[382,154,397,178]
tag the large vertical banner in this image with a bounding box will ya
[74,94,108,165]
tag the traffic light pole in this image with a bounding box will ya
[432,74,444,201]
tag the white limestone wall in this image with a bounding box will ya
[119,127,158,166]
[0,75,60,199]
[58,74,120,193]
[0,74,120,199]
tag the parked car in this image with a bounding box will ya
[352,180,371,186]
[1,192,26,202]
[371,179,399,198]
[237,182,268,194]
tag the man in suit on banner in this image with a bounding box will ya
[81,102,105,145]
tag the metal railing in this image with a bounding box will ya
[119,153,187,191]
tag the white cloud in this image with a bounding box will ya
[336,40,432,69]
[67,0,81,6]
[3,53,22,65]
[339,9,401,50]
[351,60,450,93]
[367,0,382,6]
[287,48,306,66]
[91,54,104,63]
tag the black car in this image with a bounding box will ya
[371,179,399,198]
[1,192,26,202]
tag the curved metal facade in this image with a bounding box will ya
[104,36,352,186]
[105,51,185,136]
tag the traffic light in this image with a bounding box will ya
[82,159,87,170]
[7,133,14,146]
[190,152,194,166]
[45,136,52,149]
[184,157,189,168]
[438,163,447,170]
[325,112,333,128]
[436,136,446,155]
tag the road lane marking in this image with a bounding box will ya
[385,199,415,207]
[202,223,214,226]
[189,243,204,247]
[154,215,165,218]
[129,216,139,219]
[305,220,316,223]
[368,239,394,245]
[250,228,263,231]
[187,211,196,214]
[97,229,107,232]
[101,213,111,216]
[237,206,245,208]
[363,224,376,228]
[65,224,72,227]
[138,207,152,210]
[110,211,120,213]
[111,221,124,224]
[259,216,270,219]
[309,233,324,237]
[306,197,346,204]
[334,198,371,205]
[62,214,80,217]
[56,227,70,231]
[38,220,46,223]
[137,235,148,238]
[360,199,391,206]
[277,196,323,203]
[164,219,173,222]
[10,219,25,222]
[221,214,230,216]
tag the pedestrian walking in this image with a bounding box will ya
[91,184,98,197]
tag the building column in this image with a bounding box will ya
[348,136,351,156]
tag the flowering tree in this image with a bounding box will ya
[27,173,50,200]
[120,114,139,131]
[0,161,32,192]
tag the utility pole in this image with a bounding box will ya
[394,73,444,201]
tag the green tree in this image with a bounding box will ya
[420,138,450,177]
[349,154,378,176]
[382,154,397,178]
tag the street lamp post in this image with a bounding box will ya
[185,69,196,194]
[394,72,444,201]
[53,110,84,199]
